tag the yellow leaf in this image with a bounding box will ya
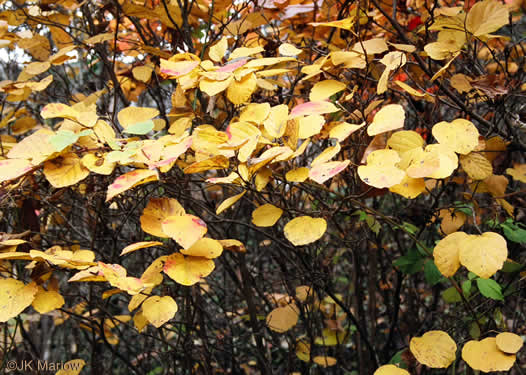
[140,198,185,238]
[460,152,493,180]
[23,60,51,76]
[407,144,458,179]
[284,167,308,182]
[266,303,299,332]
[374,364,410,375]
[466,0,509,37]
[226,72,257,105]
[7,128,56,164]
[389,174,426,199]
[298,115,325,139]
[98,262,146,295]
[310,17,355,30]
[81,153,116,175]
[352,38,389,55]
[309,80,346,102]
[496,332,524,354]
[296,339,311,362]
[284,216,327,246]
[388,130,425,153]
[313,356,337,367]
[106,169,158,202]
[279,43,302,56]
[209,36,228,62]
[309,160,350,184]
[132,65,153,82]
[142,295,178,328]
[117,107,159,129]
[459,232,507,278]
[506,164,526,183]
[312,144,341,166]
[290,101,339,118]
[433,231,469,277]
[120,241,163,256]
[462,338,516,372]
[40,103,79,121]
[228,47,264,60]
[358,150,405,188]
[163,253,215,286]
[410,330,457,368]
[263,104,289,138]
[216,191,246,215]
[252,204,283,227]
[55,359,85,375]
[162,215,207,249]
[183,155,229,173]
[200,76,233,97]
[329,121,365,142]
[44,153,89,188]
[32,287,65,313]
[180,238,223,259]
[239,103,271,124]
[432,119,479,155]
[0,279,38,322]
[367,104,405,136]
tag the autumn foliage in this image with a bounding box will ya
[1,0,526,373]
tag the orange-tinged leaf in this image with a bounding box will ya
[141,198,185,238]
[313,356,337,367]
[180,238,223,259]
[266,303,299,332]
[163,253,215,286]
[462,338,516,372]
[162,215,207,249]
[106,169,158,202]
[284,216,327,246]
[55,359,85,375]
[216,191,246,215]
[252,204,283,227]
[496,332,524,354]
[0,279,38,322]
[410,330,457,368]
[439,209,467,235]
[132,65,153,83]
[97,262,146,295]
[43,153,89,188]
[142,296,178,328]
[290,101,339,119]
[367,104,405,136]
[120,241,163,256]
[183,155,229,173]
[309,160,350,184]
[506,164,526,183]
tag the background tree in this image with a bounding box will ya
[0,0,525,374]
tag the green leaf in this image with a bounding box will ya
[476,278,504,301]
[49,130,79,152]
[500,220,526,243]
[442,287,462,303]
[462,280,472,297]
[424,259,442,285]
[501,260,522,273]
[123,120,154,135]
[393,248,424,274]
[469,321,480,339]
[401,221,418,234]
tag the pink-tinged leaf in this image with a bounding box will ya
[290,101,339,119]
[106,169,158,202]
[149,137,193,169]
[309,160,350,184]
[161,215,208,249]
[216,59,248,73]
[0,159,34,183]
[160,59,199,77]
